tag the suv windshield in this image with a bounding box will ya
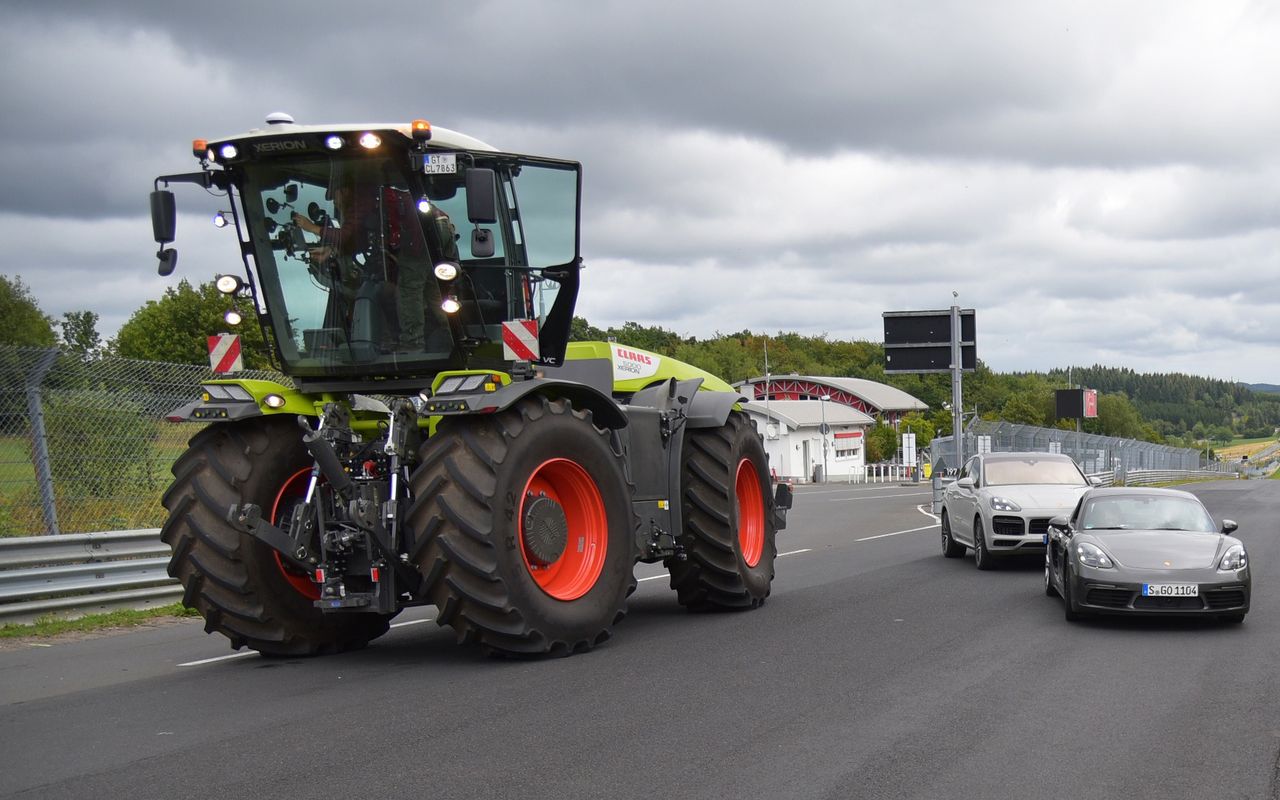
[237,150,579,379]
[982,458,1086,486]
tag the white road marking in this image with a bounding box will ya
[178,651,258,667]
[637,575,666,583]
[824,491,932,502]
[778,548,812,556]
[178,617,437,667]
[917,504,940,522]
[855,523,939,542]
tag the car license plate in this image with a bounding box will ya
[1142,583,1198,597]
[423,153,457,174]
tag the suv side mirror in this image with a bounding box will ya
[955,476,974,490]
[465,168,498,224]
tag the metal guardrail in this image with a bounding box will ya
[0,529,181,626]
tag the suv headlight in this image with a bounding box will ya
[990,496,1022,512]
[1075,542,1114,569]
[1218,544,1247,571]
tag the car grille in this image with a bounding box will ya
[1133,596,1205,611]
[1028,518,1051,536]
[1204,588,1247,609]
[1085,588,1133,608]
[992,516,1024,536]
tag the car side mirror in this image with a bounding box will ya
[955,477,974,489]
[1088,476,1103,487]
[1048,516,1070,534]
[1222,519,1238,534]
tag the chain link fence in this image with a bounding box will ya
[0,345,289,537]
[929,419,1228,478]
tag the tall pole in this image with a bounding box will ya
[820,395,830,484]
[951,300,963,473]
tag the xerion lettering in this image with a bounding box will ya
[253,140,309,154]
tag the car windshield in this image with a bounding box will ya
[982,459,1085,486]
[1080,495,1217,532]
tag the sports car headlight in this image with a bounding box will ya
[1075,542,1114,569]
[1218,545,1247,571]
[990,496,1022,512]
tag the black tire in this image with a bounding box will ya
[1062,563,1083,622]
[941,512,965,558]
[1044,551,1058,597]
[667,411,777,610]
[406,396,636,657]
[972,517,994,571]
[161,417,393,656]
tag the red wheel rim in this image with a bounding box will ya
[271,467,320,600]
[519,458,608,601]
[735,458,765,568]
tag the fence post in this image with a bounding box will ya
[25,348,60,536]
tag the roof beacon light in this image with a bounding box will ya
[324,135,344,150]
[433,262,458,281]
[411,119,432,141]
[192,139,208,159]
[219,143,239,160]
[359,132,381,149]
[441,295,461,314]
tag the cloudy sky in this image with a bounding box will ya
[3,1,1277,382]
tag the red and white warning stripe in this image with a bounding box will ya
[501,319,540,361]
[208,334,244,373]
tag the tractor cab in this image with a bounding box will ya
[152,117,583,390]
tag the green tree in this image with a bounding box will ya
[111,279,272,368]
[866,423,898,463]
[1000,393,1046,426]
[900,412,936,447]
[0,274,56,347]
[59,310,101,358]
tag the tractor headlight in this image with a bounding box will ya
[1075,542,1114,569]
[359,132,381,149]
[433,262,458,281]
[263,394,287,409]
[219,143,239,160]
[324,135,344,150]
[1218,544,1247,571]
[215,274,244,295]
[223,309,242,326]
[417,198,433,214]
[441,295,461,314]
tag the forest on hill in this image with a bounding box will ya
[573,318,1280,449]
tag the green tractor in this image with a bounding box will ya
[150,113,791,657]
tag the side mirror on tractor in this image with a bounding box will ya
[465,168,498,258]
[150,189,178,276]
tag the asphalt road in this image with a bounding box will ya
[1,479,1277,800]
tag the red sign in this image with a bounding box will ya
[1084,389,1098,418]
[208,334,243,373]
[501,319,540,361]
[833,431,863,439]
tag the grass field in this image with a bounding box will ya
[1216,437,1279,460]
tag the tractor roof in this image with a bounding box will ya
[208,116,498,152]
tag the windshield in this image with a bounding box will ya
[982,458,1086,486]
[1080,495,1217,532]
[236,150,580,379]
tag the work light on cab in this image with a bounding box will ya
[433,262,458,281]
[324,135,344,150]
[215,274,244,295]
[359,132,381,149]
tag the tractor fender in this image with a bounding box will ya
[428,378,628,430]
[685,389,749,429]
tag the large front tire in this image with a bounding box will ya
[667,412,777,610]
[406,397,636,656]
[941,512,965,558]
[161,417,392,656]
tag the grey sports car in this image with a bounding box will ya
[1045,487,1249,623]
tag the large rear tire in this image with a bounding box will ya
[667,411,777,610]
[406,397,636,656]
[161,417,393,656]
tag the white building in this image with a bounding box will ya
[741,400,875,483]
[735,375,929,483]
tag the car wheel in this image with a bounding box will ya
[1044,551,1057,597]
[972,518,993,571]
[1062,563,1083,622]
[940,512,964,558]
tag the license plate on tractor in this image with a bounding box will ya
[1142,583,1198,597]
